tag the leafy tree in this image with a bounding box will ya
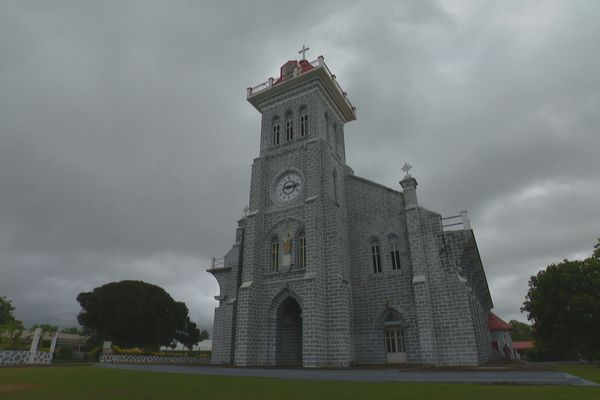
[594,237,600,260]
[76,280,199,350]
[522,243,600,361]
[174,320,200,350]
[0,297,25,350]
[199,329,209,341]
[509,320,533,341]
[0,297,17,325]
[60,327,83,334]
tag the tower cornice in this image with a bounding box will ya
[247,56,357,123]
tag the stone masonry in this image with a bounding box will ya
[208,56,493,367]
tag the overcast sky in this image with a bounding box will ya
[1,0,599,333]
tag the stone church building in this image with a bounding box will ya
[208,54,493,367]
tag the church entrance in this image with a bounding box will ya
[385,326,406,363]
[275,297,302,366]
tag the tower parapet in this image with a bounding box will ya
[247,56,357,122]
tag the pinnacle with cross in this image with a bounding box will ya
[401,162,412,176]
[298,45,310,60]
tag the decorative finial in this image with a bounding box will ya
[242,205,249,217]
[298,45,310,60]
[401,162,412,176]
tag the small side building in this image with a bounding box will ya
[488,312,513,359]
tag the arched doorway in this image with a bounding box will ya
[275,297,302,366]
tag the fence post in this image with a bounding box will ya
[49,332,59,354]
[28,328,42,363]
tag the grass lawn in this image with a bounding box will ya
[549,364,600,384]
[0,365,599,400]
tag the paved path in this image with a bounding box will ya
[96,363,598,386]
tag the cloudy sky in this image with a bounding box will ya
[1,0,599,332]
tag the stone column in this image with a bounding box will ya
[102,341,113,354]
[400,174,439,364]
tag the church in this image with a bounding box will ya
[208,51,493,367]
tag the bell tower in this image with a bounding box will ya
[224,52,357,367]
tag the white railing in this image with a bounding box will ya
[246,56,356,113]
[207,257,225,270]
[442,210,471,231]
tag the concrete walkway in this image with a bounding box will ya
[96,363,599,386]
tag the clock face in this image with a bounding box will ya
[275,172,303,202]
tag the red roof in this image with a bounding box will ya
[275,59,316,84]
[487,312,512,331]
[513,341,534,350]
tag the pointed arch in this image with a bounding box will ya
[269,287,305,314]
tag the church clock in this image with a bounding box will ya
[273,171,303,203]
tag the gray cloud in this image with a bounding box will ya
[1,0,599,331]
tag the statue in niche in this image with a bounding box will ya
[282,232,293,268]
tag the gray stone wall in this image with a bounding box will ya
[0,350,53,366]
[345,175,419,364]
[229,81,354,368]
[209,234,243,365]
[346,174,493,366]
[208,64,494,368]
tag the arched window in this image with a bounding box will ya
[300,108,308,137]
[298,232,306,269]
[370,238,382,273]
[285,112,294,141]
[389,235,401,271]
[271,237,279,272]
[272,118,280,146]
[385,326,405,353]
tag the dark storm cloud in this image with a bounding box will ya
[1,0,598,330]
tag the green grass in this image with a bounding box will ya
[550,364,600,384]
[1,365,599,400]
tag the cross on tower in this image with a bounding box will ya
[298,45,310,60]
[401,162,412,176]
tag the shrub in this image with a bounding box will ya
[88,346,101,361]
[55,346,74,359]
[112,345,144,355]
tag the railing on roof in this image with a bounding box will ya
[442,210,472,231]
[247,56,356,114]
[207,257,225,270]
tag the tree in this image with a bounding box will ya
[594,237,600,260]
[174,319,200,350]
[61,327,83,335]
[76,280,200,350]
[0,297,24,350]
[0,297,23,330]
[0,297,17,325]
[509,320,532,341]
[522,243,600,361]
[199,329,209,341]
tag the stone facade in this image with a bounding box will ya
[0,350,53,366]
[208,57,493,367]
